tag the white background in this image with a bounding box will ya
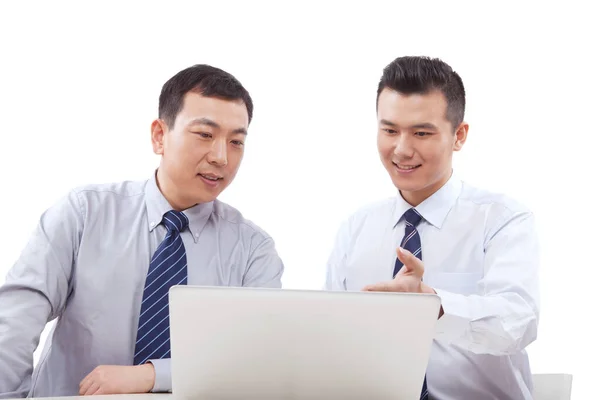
[0,1,598,398]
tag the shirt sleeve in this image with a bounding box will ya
[242,236,284,289]
[146,359,171,393]
[0,190,82,398]
[433,210,540,356]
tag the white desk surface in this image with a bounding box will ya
[24,395,172,400]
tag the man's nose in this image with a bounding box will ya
[208,139,228,167]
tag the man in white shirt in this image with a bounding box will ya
[324,56,540,399]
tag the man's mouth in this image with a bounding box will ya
[393,162,421,171]
[198,173,223,181]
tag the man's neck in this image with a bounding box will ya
[400,170,452,206]
[155,169,192,211]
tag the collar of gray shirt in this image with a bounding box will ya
[144,171,214,244]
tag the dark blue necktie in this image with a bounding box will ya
[134,210,188,365]
[394,208,429,400]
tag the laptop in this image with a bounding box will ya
[169,286,440,400]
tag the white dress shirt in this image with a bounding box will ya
[324,173,540,400]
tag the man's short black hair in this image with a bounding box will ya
[377,56,466,129]
[159,64,253,128]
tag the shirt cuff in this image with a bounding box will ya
[432,288,471,343]
[147,358,172,392]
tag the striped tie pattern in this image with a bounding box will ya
[393,208,423,276]
[394,208,429,400]
[134,210,188,365]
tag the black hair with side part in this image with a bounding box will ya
[377,56,466,129]
[159,64,253,128]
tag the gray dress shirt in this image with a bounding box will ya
[0,173,284,398]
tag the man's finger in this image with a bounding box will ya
[91,384,104,396]
[396,247,424,276]
[83,382,100,396]
[394,263,406,276]
[79,374,93,395]
[362,280,395,292]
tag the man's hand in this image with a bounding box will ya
[362,247,434,293]
[79,364,155,395]
[362,247,443,317]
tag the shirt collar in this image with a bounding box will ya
[393,171,463,230]
[144,171,214,243]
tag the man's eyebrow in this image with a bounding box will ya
[379,119,439,130]
[232,127,247,135]
[188,117,220,128]
[410,122,438,130]
[188,117,247,134]
[379,119,397,127]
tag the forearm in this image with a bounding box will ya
[0,284,53,397]
[433,289,538,355]
[431,211,540,355]
[0,191,80,396]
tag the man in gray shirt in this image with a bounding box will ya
[0,64,284,398]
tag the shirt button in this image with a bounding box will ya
[195,233,200,238]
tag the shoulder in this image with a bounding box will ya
[337,196,396,234]
[460,181,530,212]
[211,199,272,242]
[457,181,536,241]
[458,181,532,219]
[67,179,147,215]
[72,179,146,200]
[35,179,147,237]
[351,196,397,217]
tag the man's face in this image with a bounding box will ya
[152,92,249,209]
[376,88,468,205]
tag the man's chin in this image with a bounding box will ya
[390,177,430,194]
[191,191,221,204]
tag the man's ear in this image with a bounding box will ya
[151,119,168,155]
[453,122,469,151]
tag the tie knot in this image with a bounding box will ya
[403,208,423,227]
[162,210,189,233]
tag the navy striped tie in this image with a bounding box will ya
[394,208,429,400]
[134,210,188,365]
